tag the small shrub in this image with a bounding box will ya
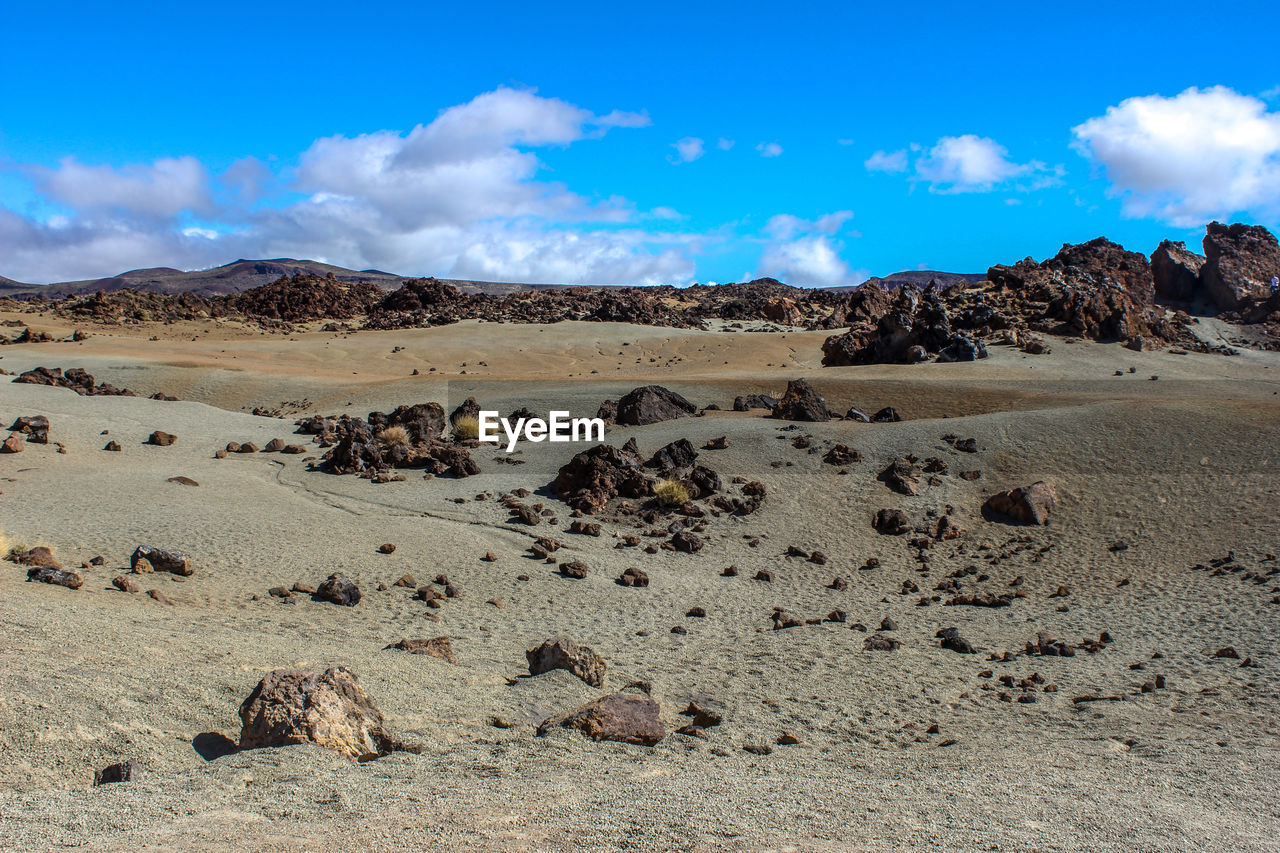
[452,415,480,441]
[654,478,691,507]
[378,426,409,448]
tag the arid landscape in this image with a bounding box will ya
[1,225,1278,851]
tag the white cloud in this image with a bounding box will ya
[864,136,1056,193]
[756,142,783,158]
[864,149,908,173]
[914,135,1033,192]
[717,138,735,151]
[29,155,214,219]
[1072,85,1280,226]
[837,138,855,146]
[670,136,705,164]
[0,88,700,285]
[756,211,864,287]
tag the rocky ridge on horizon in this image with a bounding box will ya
[3,222,1278,359]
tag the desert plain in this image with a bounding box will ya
[0,307,1278,853]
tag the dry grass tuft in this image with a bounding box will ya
[378,425,410,448]
[654,478,692,507]
[452,415,480,441]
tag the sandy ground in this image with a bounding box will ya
[1,314,1278,852]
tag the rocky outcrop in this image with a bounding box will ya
[771,379,830,421]
[536,692,664,746]
[237,666,411,761]
[615,386,697,426]
[1201,222,1280,310]
[222,273,384,322]
[526,636,607,687]
[550,443,651,512]
[1151,240,1206,303]
[13,366,137,396]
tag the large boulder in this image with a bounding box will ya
[771,379,830,422]
[646,439,698,473]
[1201,222,1280,310]
[1151,240,1206,303]
[526,636,607,687]
[237,666,409,761]
[315,573,362,606]
[550,443,651,512]
[984,481,1057,525]
[615,386,697,426]
[536,693,664,746]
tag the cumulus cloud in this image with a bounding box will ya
[670,137,705,164]
[0,88,700,285]
[717,138,735,151]
[756,211,863,287]
[28,155,214,219]
[1072,85,1280,226]
[864,135,1058,194]
[864,149,908,173]
[914,135,1034,192]
[756,142,783,158]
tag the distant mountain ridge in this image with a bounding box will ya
[0,258,985,298]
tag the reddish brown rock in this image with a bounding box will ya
[771,378,830,422]
[984,481,1057,525]
[536,693,664,746]
[384,637,457,664]
[131,545,193,576]
[147,431,176,446]
[237,666,411,761]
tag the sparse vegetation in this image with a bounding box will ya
[653,478,691,507]
[452,415,480,441]
[378,425,410,448]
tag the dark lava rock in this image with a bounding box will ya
[873,508,910,535]
[1151,239,1206,303]
[771,379,830,422]
[315,573,361,606]
[550,443,651,512]
[1201,221,1280,310]
[94,759,143,786]
[615,385,698,426]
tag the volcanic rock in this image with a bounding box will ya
[772,379,830,421]
[315,573,361,606]
[1151,240,1206,303]
[1201,222,1280,310]
[615,385,698,425]
[383,637,457,664]
[536,693,664,746]
[237,666,409,761]
[984,482,1057,525]
[526,636,607,687]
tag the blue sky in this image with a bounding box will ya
[3,0,1280,285]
